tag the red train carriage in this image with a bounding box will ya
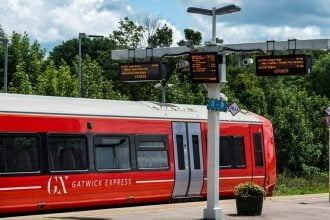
[0,94,276,215]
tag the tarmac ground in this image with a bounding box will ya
[4,193,330,220]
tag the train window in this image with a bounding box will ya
[253,133,264,167]
[137,150,168,169]
[48,135,88,171]
[138,141,165,148]
[136,135,169,170]
[94,136,130,171]
[219,137,231,168]
[234,136,246,167]
[192,135,201,170]
[0,135,40,173]
[176,135,185,170]
[219,136,246,169]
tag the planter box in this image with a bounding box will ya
[235,195,263,216]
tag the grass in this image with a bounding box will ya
[274,173,329,196]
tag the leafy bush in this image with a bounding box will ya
[274,173,328,195]
[234,182,266,197]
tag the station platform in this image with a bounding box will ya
[6,193,330,220]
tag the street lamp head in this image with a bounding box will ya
[187,7,212,16]
[187,4,241,44]
[79,33,104,40]
[215,4,241,15]
[187,4,241,16]
[79,33,86,38]
[87,35,104,39]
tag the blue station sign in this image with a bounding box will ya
[207,100,227,112]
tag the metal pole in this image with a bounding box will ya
[160,62,167,104]
[203,9,225,219]
[161,85,166,103]
[3,39,8,93]
[203,83,222,220]
[203,55,226,220]
[78,35,82,97]
[328,125,330,203]
[212,7,216,44]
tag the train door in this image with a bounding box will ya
[250,125,266,186]
[172,122,204,198]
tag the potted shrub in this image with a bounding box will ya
[234,182,266,216]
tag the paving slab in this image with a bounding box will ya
[4,193,330,220]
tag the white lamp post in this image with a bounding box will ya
[187,5,240,220]
[187,5,240,44]
[0,37,9,93]
[78,33,104,97]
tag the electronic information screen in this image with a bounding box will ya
[189,52,219,83]
[256,55,311,76]
[120,63,161,81]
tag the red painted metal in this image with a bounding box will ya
[0,111,276,215]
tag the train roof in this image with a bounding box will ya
[0,93,262,123]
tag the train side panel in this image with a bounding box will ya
[200,122,255,197]
[0,113,276,214]
[249,124,266,187]
[262,120,276,195]
[252,114,277,195]
[0,114,175,214]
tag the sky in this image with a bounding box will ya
[0,0,329,52]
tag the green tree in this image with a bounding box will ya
[223,60,329,175]
[138,13,161,47]
[309,54,330,98]
[49,39,79,67]
[36,61,78,97]
[166,71,206,104]
[148,24,173,47]
[0,25,6,90]
[50,37,116,69]
[75,55,104,98]
[8,32,45,90]
[177,28,202,46]
[111,17,144,48]
[73,55,124,100]
[266,85,328,174]
[8,62,33,94]
[49,37,119,82]
[0,25,5,37]
[226,66,267,115]
[184,29,202,45]
[102,79,128,100]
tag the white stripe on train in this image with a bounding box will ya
[204,176,265,180]
[0,176,265,190]
[0,186,42,191]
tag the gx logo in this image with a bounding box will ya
[47,176,69,195]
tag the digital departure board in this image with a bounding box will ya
[256,55,311,76]
[189,52,219,83]
[120,63,161,81]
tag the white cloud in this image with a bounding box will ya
[126,5,133,13]
[189,14,325,44]
[180,0,242,7]
[217,23,323,43]
[0,0,327,50]
[0,0,132,44]
[181,0,329,38]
